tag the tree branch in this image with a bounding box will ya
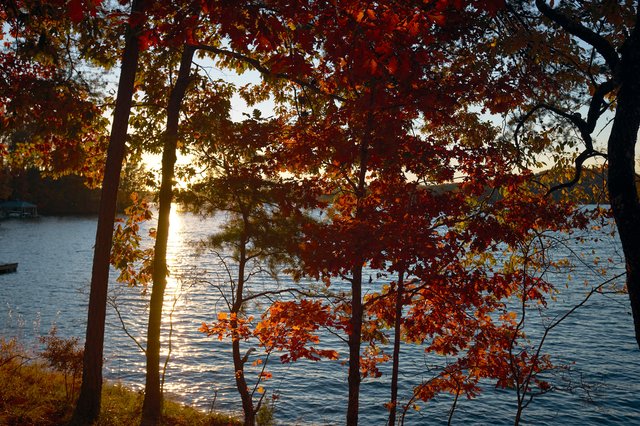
[242,287,324,304]
[545,148,606,195]
[534,0,620,72]
[107,296,146,354]
[586,79,617,133]
[513,102,608,194]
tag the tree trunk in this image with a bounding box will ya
[347,264,363,426]
[388,270,405,426]
[71,1,145,424]
[232,324,255,426]
[233,218,256,425]
[607,16,640,349]
[346,127,371,426]
[140,45,195,426]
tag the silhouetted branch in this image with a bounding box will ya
[513,102,607,195]
[108,295,146,354]
[534,0,620,71]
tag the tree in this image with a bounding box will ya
[537,0,640,348]
[249,3,514,423]
[213,2,605,424]
[1,3,130,422]
[183,113,320,425]
[140,43,195,426]
[500,1,640,347]
[0,1,109,187]
[73,1,147,423]
[3,2,623,424]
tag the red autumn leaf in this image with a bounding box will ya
[67,0,85,22]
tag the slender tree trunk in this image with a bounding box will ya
[72,2,145,423]
[607,15,640,349]
[346,136,369,426]
[232,319,255,426]
[388,270,405,426]
[233,217,256,426]
[140,45,195,426]
[347,265,363,426]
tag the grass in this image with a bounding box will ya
[0,337,241,426]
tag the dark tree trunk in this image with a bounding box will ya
[534,0,640,349]
[140,45,195,426]
[347,265,363,426]
[232,321,255,426]
[388,270,405,426]
[346,133,370,426]
[607,15,640,348]
[71,1,145,424]
[233,216,256,426]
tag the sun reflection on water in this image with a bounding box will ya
[161,204,188,362]
[166,203,184,287]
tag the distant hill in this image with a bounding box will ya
[428,166,614,205]
[540,166,610,204]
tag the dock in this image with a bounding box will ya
[0,200,38,218]
[0,263,18,274]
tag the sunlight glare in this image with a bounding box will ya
[165,203,184,293]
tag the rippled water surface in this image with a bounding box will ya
[1,212,639,425]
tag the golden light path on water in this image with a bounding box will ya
[157,205,233,409]
[162,205,188,364]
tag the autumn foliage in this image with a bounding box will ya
[1,0,631,425]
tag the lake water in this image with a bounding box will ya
[1,211,639,425]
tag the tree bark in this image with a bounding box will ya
[346,135,369,426]
[232,319,255,426]
[388,270,405,426]
[233,213,257,426]
[607,14,640,348]
[346,264,363,426]
[72,1,145,424]
[140,45,195,426]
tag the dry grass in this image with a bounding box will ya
[0,337,240,426]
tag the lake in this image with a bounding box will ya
[1,211,639,425]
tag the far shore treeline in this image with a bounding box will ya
[0,165,622,216]
[0,164,150,215]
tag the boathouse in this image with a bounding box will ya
[0,200,38,218]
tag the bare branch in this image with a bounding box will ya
[242,287,325,304]
[545,148,606,195]
[108,296,146,354]
[586,79,617,133]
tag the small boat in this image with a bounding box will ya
[0,263,18,274]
